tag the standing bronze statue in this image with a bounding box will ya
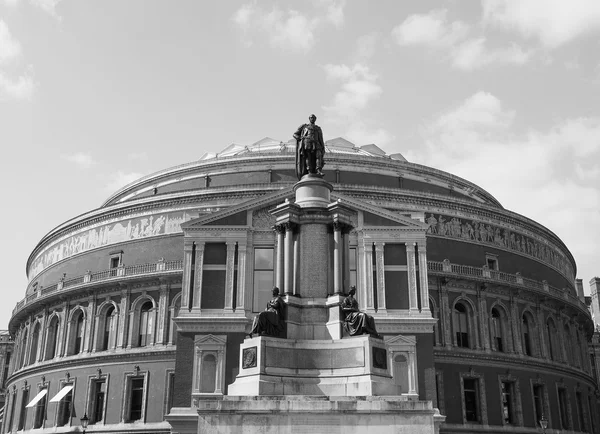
[248,287,285,338]
[293,114,325,180]
[342,286,382,339]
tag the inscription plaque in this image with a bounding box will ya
[372,347,387,370]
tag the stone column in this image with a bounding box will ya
[117,290,130,349]
[84,295,96,353]
[418,243,430,311]
[284,223,294,295]
[407,243,419,312]
[156,284,169,345]
[342,228,350,292]
[510,294,522,354]
[193,242,205,309]
[275,226,285,291]
[407,351,417,395]
[536,304,547,358]
[474,286,489,351]
[333,223,342,295]
[57,302,68,357]
[236,244,247,312]
[181,242,194,310]
[224,242,236,312]
[440,281,452,349]
[293,236,299,296]
[362,240,375,312]
[375,242,386,312]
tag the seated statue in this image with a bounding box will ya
[248,287,285,338]
[342,286,382,339]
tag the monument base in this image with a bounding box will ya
[193,396,445,434]
[228,335,401,397]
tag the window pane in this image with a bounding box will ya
[463,379,478,422]
[253,270,274,312]
[129,378,144,421]
[254,248,274,269]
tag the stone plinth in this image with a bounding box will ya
[195,396,445,434]
[298,223,329,298]
[293,175,333,208]
[228,335,400,397]
[283,294,345,340]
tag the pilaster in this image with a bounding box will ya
[406,243,419,312]
[375,242,386,312]
[84,295,96,353]
[510,294,522,354]
[236,244,247,312]
[117,289,130,349]
[275,226,285,291]
[284,223,294,296]
[475,285,486,351]
[193,242,205,309]
[156,283,169,345]
[417,243,429,311]
[440,281,452,349]
[224,242,236,312]
[182,243,194,310]
[333,223,342,295]
[57,301,68,357]
[536,304,548,358]
[362,240,375,313]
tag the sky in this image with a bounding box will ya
[0,0,599,327]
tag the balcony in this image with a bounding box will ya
[13,259,183,318]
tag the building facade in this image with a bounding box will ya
[4,137,598,433]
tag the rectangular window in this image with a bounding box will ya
[558,388,569,430]
[56,387,73,427]
[18,389,28,430]
[463,378,479,422]
[576,392,586,432]
[128,378,145,422]
[501,381,514,424]
[349,248,357,289]
[383,244,409,309]
[486,253,499,271]
[253,248,274,312]
[33,388,47,429]
[533,385,545,424]
[90,380,106,424]
[201,243,227,309]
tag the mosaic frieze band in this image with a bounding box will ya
[425,213,574,281]
[28,210,200,281]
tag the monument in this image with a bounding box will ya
[178,116,445,434]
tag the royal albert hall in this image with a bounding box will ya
[4,137,600,434]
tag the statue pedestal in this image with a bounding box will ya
[228,335,400,397]
[193,397,445,434]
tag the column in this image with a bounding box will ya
[193,242,205,309]
[408,351,417,395]
[284,223,294,295]
[439,281,452,349]
[510,294,522,354]
[375,242,386,311]
[275,226,285,291]
[236,243,247,312]
[536,304,547,358]
[57,302,68,357]
[333,223,342,295]
[84,295,96,353]
[117,290,130,349]
[477,286,489,351]
[155,284,169,345]
[293,236,299,296]
[342,228,350,293]
[418,242,430,311]
[224,242,236,312]
[406,243,419,311]
[362,240,375,312]
[181,242,194,310]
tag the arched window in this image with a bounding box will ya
[45,316,59,360]
[29,323,40,365]
[522,313,533,356]
[70,310,85,355]
[200,354,217,393]
[102,306,115,351]
[490,308,504,352]
[546,318,557,361]
[453,303,469,348]
[138,301,153,347]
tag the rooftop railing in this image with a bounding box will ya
[427,259,588,313]
[13,259,183,316]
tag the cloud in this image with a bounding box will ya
[392,9,469,48]
[0,20,22,64]
[452,38,531,70]
[482,0,600,48]
[346,121,394,147]
[62,152,95,169]
[1,0,62,17]
[232,1,345,52]
[104,171,145,193]
[392,8,532,70]
[0,70,34,100]
[353,32,380,61]
[407,92,600,283]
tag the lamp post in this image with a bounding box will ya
[539,414,548,433]
[80,413,89,434]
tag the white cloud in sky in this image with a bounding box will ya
[407,91,600,280]
[0,20,22,64]
[0,67,34,100]
[482,0,600,48]
[62,152,95,169]
[392,9,468,48]
[353,32,380,61]
[104,171,145,193]
[1,0,62,17]
[392,8,531,70]
[232,1,345,52]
